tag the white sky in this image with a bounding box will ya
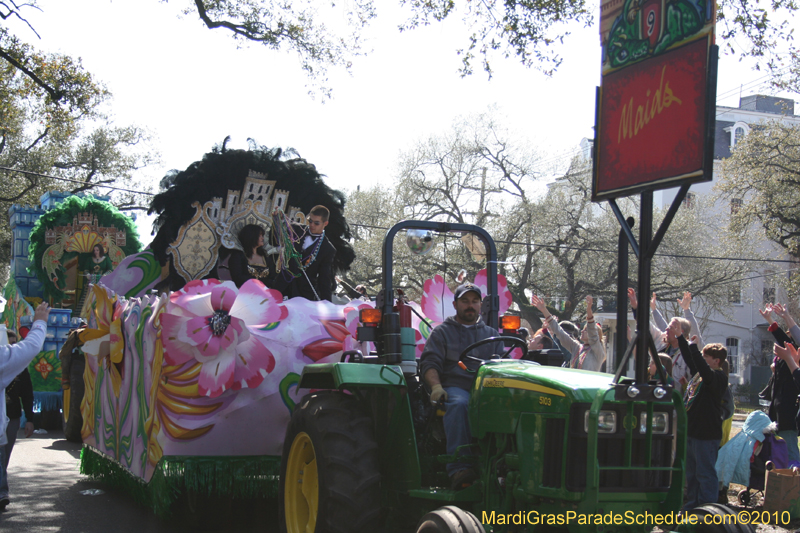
[11,1,797,210]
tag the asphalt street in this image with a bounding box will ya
[0,428,280,533]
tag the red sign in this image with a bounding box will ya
[593,37,711,200]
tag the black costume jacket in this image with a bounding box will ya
[274,226,336,302]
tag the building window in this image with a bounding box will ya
[728,284,742,305]
[734,127,746,145]
[731,123,750,147]
[683,192,696,209]
[726,338,740,374]
[763,286,775,306]
[731,198,743,215]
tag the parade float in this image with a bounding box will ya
[3,193,143,427]
[64,142,516,518]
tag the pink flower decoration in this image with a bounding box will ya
[161,279,288,398]
[301,303,371,363]
[474,268,514,316]
[421,275,453,324]
[302,320,350,362]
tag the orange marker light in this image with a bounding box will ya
[500,315,521,331]
[360,308,382,326]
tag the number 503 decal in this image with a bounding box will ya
[539,396,552,406]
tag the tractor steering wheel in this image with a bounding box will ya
[458,336,528,365]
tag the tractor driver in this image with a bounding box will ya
[419,282,503,490]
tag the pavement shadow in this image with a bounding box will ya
[44,438,82,460]
[0,433,282,533]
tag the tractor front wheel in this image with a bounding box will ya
[687,503,755,533]
[417,506,484,533]
[280,391,381,533]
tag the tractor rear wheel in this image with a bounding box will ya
[417,506,484,533]
[688,503,756,533]
[62,351,85,443]
[280,391,381,533]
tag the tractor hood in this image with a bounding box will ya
[468,360,616,437]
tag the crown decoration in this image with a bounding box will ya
[201,170,298,251]
[44,212,127,249]
[168,170,302,281]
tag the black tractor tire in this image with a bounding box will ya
[417,506,485,533]
[62,352,85,443]
[279,391,381,533]
[688,503,756,533]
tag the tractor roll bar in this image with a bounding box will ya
[381,221,500,330]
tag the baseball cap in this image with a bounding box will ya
[453,282,482,301]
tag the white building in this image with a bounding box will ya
[637,95,799,390]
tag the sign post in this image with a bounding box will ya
[594,0,718,390]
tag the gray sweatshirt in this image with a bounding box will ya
[419,316,502,391]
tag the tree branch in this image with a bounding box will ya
[0,46,62,103]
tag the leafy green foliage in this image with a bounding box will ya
[399,0,592,77]
[4,1,799,99]
[0,7,159,281]
[719,122,800,293]
[720,122,800,257]
[179,0,376,98]
[188,0,796,91]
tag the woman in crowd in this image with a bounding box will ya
[531,294,606,371]
[761,303,800,465]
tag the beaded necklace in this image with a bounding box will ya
[302,230,325,269]
[271,212,303,280]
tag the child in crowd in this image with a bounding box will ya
[671,319,728,512]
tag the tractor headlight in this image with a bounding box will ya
[639,412,669,434]
[584,410,617,433]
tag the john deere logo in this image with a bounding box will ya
[484,379,504,388]
[623,414,637,430]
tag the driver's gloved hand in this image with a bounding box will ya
[430,384,448,405]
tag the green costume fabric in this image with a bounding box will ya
[79,254,113,283]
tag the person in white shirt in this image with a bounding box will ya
[0,302,50,510]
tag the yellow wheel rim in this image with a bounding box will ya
[285,431,319,533]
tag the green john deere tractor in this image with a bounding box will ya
[279,221,746,533]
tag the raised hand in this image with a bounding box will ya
[678,291,692,311]
[627,288,638,310]
[773,303,797,328]
[33,301,50,323]
[774,343,799,371]
[759,304,775,325]
[531,295,550,318]
[773,303,789,320]
[650,292,657,311]
[585,295,594,320]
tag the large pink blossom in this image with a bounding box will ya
[474,269,513,316]
[421,275,453,324]
[161,279,288,397]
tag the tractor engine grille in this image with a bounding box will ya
[556,403,674,493]
[542,418,566,488]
